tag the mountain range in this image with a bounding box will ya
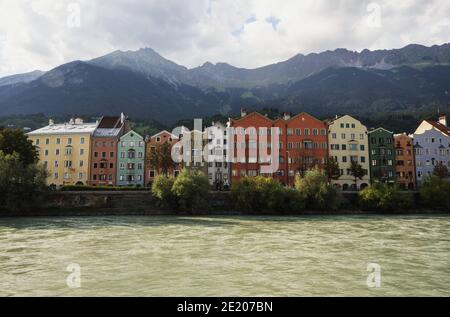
[1,43,450,124]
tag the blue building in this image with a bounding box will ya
[413,115,450,184]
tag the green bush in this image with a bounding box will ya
[151,175,176,208]
[231,176,306,212]
[359,183,414,212]
[0,151,48,212]
[171,170,210,211]
[419,176,450,211]
[295,167,342,210]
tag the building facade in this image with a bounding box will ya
[327,115,370,190]
[116,130,145,187]
[180,129,209,176]
[368,128,396,184]
[205,122,231,189]
[89,114,128,186]
[413,115,450,184]
[229,110,328,186]
[281,112,328,185]
[27,118,96,186]
[394,133,416,189]
[144,130,180,187]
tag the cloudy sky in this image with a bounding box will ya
[1,0,450,77]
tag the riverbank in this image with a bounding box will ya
[0,191,447,217]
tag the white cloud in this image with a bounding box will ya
[0,0,450,77]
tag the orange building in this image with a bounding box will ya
[394,133,416,190]
[144,130,181,187]
[89,115,129,186]
[229,110,328,186]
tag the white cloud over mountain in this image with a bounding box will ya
[1,0,450,77]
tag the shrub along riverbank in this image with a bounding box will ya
[150,167,450,214]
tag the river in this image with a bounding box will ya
[0,215,449,296]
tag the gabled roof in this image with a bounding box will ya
[230,111,274,125]
[120,129,143,140]
[425,120,450,137]
[289,112,326,124]
[150,130,178,140]
[369,127,394,134]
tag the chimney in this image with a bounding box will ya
[121,112,126,124]
[283,112,291,121]
[439,114,447,127]
[74,118,83,125]
[49,119,54,126]
[69,118,75,125]
[241,108,247,118]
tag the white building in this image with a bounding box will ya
[205,122,230,189]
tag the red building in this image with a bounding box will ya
[89,115,128,186]
[229,110,328,186]
[144,130,181,187]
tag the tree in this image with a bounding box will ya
[419,176,450,210]
[0,151,48,211]
[359,183,413,212]
[433,162,449,179]
[324,157,340,183]
[0,128,38,166]
[295,167,342,210]
[231,176,306,212]
[349,161,365,190]
[171,170,210,211]
[148,142,175,176]
[151,175,176,208]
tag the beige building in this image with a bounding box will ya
[27,118,97,186]
[328,115,370,190]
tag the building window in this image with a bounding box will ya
[79,160,83,167]
[110,152,114,158]
[78,173,83,180]
[55,149,60,155]
[56,138,61,145]
[94,152,98,158]
[80,137,85,144]
[45,138,50,145]
[68,138,72,145]
[35,139,40,145]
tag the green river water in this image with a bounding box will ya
[0,215,449,296]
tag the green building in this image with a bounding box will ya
[117,130,145,187]
[368,128,396,184]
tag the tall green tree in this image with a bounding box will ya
[0,128,38,166]
[349,161,365,190]
[148,142,175,176]
[295,167,342,210]
[324,157,341,183]
[433,162,449,179]
[0,151,47,211]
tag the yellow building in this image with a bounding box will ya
[328,115,371,190]
[27,118,97,186]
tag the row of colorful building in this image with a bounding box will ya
[26,111,450,190]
